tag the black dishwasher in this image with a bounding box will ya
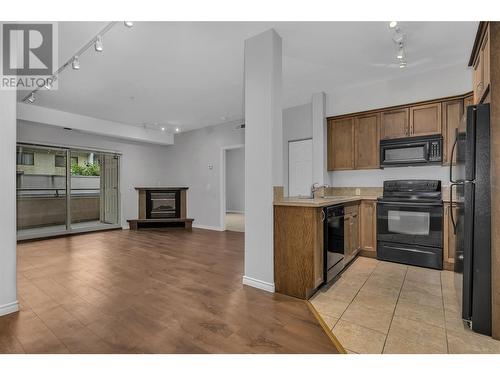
[324,205,345,283]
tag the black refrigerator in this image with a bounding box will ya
[450,103,491,336]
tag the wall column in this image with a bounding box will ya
[243,29,283,292]
[312,92,328,185]
[0,88,18,316]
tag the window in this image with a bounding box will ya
[71,157,78,165]
[55,155,66,167]
[17,152,34,166]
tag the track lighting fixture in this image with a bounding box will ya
[397,47,405,60]
[399,61,407,68]
[389,21,398,29]
[95,35,103,52]
[72,56,80,70]
[124,21,134,28]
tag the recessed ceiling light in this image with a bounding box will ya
[124,21,134,28]
[161,127,165,131]
[175,128,180,133]
[389,21,398,29]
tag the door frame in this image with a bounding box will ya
[287,137,313,197]
[220,144,244,231]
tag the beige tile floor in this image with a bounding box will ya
[225,213,245,232]
[310,257,500,354]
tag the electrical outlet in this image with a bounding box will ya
[355,188,361,196]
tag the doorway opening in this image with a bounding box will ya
[16,143,121,240]
[221,145,244,232]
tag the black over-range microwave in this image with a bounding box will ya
[379,134,443,168]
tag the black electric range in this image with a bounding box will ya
[377,180,443,270]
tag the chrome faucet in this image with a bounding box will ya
[311,182,330,198]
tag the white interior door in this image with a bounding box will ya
[103,154,119,224]
[288,139,313,197]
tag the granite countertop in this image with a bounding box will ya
[274,195,380,208]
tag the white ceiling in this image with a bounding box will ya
[19,21,478,133]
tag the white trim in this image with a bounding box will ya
[192,223,224,231]
[226,210,245,214]
[0,301,19,317]
[242,276,275,293]
[220,144,245,231]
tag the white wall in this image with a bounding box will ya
[0,89,18,316]
[161,122,245,230]
[330,166,450,187]
[17,120,172,229]
[325,63,472,187]
[244,29,283,292]
[326,63,472,117]
[282,103,312,195]
[226,147,245,213]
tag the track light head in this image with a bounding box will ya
[26,92,35,104]
[95,35,103,52]
[389,21,398,29]
[44,76,56,90]
[124,21,134,28]
[72,56,80,70]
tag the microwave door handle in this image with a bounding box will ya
[449,129,458,183]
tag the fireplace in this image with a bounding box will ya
[146,190,180,219]
[128,187,193,230]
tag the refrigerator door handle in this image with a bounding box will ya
[449,182,461,234]
[449,128,459,183]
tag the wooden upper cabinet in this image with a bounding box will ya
[464,94,474,109]
[442,99,464,165]
[380,108,409,139]
[409,102,442,137]
[354,113,380,169]
[327,117,354,170]
[472,23,490,104]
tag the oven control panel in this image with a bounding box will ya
[428,140,442,162]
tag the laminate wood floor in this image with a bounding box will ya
[1,229,338,354]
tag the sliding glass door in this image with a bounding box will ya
[17,144,69,237]
[17,143,121,240]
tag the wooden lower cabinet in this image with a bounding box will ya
[274,205,324,299]
[359,200,377,255]
[443,202,458,270]
[344,203,360,260]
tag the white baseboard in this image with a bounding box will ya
[242,276,275,293]
[122,224,130,230]
[192,224,224,231]
[0,301,19,317]
[226,210,244,214]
